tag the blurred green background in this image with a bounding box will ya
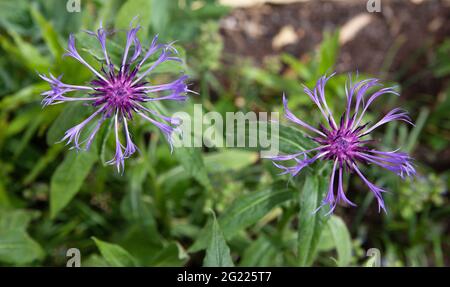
[0,0,448,267]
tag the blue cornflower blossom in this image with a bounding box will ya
[39,22,192,172]
[268,74,416,213]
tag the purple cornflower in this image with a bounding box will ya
[269,73,416,213]
[39,22,192,172]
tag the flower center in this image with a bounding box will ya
[108,85,131,105]
[334,137,351,150]
[92,69,145,117]
[327,131,359,160]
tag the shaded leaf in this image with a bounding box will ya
[149,242,189,267]
[239,236,281,267]
[0,208,44,265]
[50,147,97,218]
[173,135,212,191]
[46,103,89,145]
[203,212,234,267]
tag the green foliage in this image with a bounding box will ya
[115,0,152,35]
[173,136,212,191]
[325,216,352,267]
[297,173,329,266]
[93,237,138,267]
[50,147,98,218]
[0,209,44,265]
[190,183,294,252]
[203,212,234,267]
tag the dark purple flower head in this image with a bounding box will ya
[40,22,192,172]
[268,73,416,214]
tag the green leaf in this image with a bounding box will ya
[405,108,429,153]
[241,67,304,100]
[226,121,315,155]
[239,236,281,267]
[0,181,10,207]
[281,53,312,79]
[191,4,231,20]
[1,31,51,72]
[326,215,352,267]
[98,117,113,165]
[115,0,152,34]
[173,135,212,191]
[30,5,64,58]
[120,161,162,245]
[219,184,292,238]
[46,103,89,145]
[0,230,45,265]
[148,242,189,267]
[0,208,34,232]
[0,83,47,112]
[92,237,138,267]
[75,32,123,65]
[203,212,234,267]
[83,254,110,267]
[50,148,97,218]
[150,0,172,34]
[23,144,64,185]
[190,183,293,252]
[157,150,258,187]
[317,30,340,75]
[297,173,329,266]
[0,208,44,265]
[204,150,258,173]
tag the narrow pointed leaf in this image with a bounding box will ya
[297,173,329,266]
[203,213,234,267]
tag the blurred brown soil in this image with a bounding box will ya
[221,0,450,77]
